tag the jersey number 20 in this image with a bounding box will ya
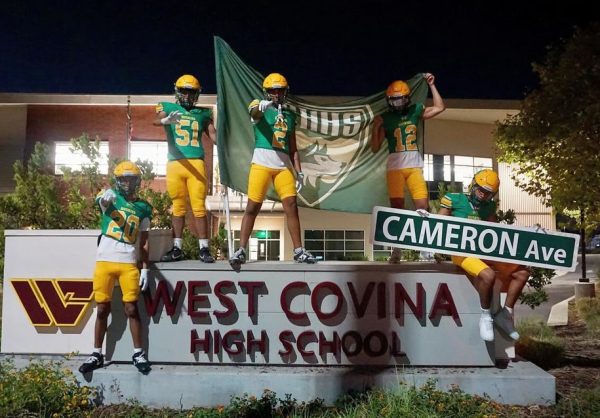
[107,210,140,244]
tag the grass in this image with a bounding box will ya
[515,318,565,369]
[575,297,600,336]
[554,386,600,418]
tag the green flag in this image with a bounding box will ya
[214,36,429,213]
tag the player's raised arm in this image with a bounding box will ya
[422,73,445,120]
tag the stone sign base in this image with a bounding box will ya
[2,354,556,407]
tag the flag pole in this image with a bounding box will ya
[223,187,234,258]
[126,95,132,160]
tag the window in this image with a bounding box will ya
[130,141,168,176]
[454,155,493,192]
[424,154,493,197]
[54,141,109,175]
[304,230,365,261]
[233,230,281,261]
[423,154,451,182]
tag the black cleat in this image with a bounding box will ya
[229,247,246,267]
[294,248,317,264]
[132,350,151,374]
[79,352,104,374]
[161,246,184,262]
[199,247,215,263]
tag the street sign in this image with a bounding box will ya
[372,206,580,271]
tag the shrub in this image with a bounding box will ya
[515,318,565,369]
[401,249,420,262]
[225,390,325,418]
[555,386,600,418]
[333,380,514,418]
[0,359,97,417]
[519,267,556,309]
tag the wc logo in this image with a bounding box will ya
[11,279,94,327]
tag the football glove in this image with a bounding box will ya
[416,209,430,218]
[160,110,182,125]
[139,268,149,292]
[101,189,117,204]
[258,100,273,112]
[296,172,305,193]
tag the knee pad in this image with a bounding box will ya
[172,199,187,217]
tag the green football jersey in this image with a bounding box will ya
[157,102,212,161]
[440,193,496,220]
[381,103,425,154]
[249,100,296,154]
[97,189,153,245]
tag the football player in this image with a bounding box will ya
[371,73,445,263]
[229,73,316,267]
[438,169,530,342]
[79,161,153,374]
[154,74,217,263]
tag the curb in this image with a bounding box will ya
[547,296,574,326]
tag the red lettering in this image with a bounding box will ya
[213,330,221,354]
[214,280,236,319]
[190,329,210,353]
[238,281,265,318]
[278,330,295,356]
[311,282,343,320]
[390,332,404,356]
[318,331,340,356]
[247,330,267,354]
[347,281,375,318]
[188,281,210,319]
[222,330,244,355]
[298,331,317,356]
[364,331,387,357]
[144,280,184,317]
[377,282,386,318]
[394,282,425,325]
[429,283,460,324]
[281,281,309,321]
[341,331,363,357]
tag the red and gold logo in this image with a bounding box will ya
[11,279,94,327]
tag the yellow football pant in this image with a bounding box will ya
[386,167,428,199]
[452,256,525,292]
[93,261,140,303]
[166,159,207,217]
[247,163,296,203]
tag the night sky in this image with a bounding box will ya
[1,1,595,99]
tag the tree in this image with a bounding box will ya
[494,23,600,281]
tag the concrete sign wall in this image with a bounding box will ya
[2,230,513,367]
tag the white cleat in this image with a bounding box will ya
[479,314,495,342]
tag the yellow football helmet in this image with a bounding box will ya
[386,80,411,112]
[469,169,500,204]
[262,73,289,105]
[114,161,142,197]
[174,74,201,109]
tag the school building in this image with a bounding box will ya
[0,93,554,261]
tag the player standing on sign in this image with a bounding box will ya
[371,73,445,263]
[229,73,316,267]
[437,169,530,342]
[79,161,152,374]
[154,74,217,263]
